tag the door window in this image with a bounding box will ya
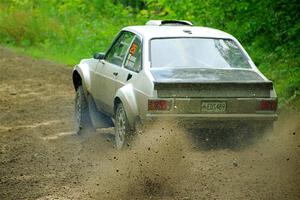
[124,37,142,72]
[105,31,134,66]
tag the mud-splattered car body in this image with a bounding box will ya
[72,20,277,148]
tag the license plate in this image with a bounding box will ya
[201,101,226,113]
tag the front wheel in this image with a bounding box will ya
[74,86,93,134]
[114,103,131,149]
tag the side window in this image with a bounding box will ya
[124,37,142,72]
[105,32,134,66]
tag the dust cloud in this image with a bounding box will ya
[85,121,192,200]
[78,113,300,200]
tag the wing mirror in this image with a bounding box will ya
[93,52,105,60]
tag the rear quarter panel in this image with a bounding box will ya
[115,70,154,125]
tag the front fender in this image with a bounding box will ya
[115,84,139,126]
[73,59,96,93]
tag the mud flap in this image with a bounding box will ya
[87,95,114,128]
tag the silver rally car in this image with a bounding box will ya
[72,20,277,149]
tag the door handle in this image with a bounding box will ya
[113,72,118,76]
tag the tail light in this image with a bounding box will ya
[148,100,169,111]
[259,100,277,111]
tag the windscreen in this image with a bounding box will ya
[150,38,251,69]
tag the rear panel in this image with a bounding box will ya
[146,82,277,121]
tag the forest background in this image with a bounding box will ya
[0,0,299,107]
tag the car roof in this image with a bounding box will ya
[123,25,235,40]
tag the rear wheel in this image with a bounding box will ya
[114,103,131,149]
[234,122,274,146]
[74,86,93,134]
[253,122,274,135]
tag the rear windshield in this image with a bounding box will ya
[150,38,251,69]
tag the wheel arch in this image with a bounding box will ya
[72,69,82,91]
[72,65,91,98]
[114,84,139,126]
[114,97,122,113]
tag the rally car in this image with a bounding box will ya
[72,20,277,149]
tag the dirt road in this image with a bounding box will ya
[0,47,299,200]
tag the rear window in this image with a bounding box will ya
[150,38,251,69]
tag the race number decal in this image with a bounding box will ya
[130,43,137,55]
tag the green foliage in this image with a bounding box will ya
[0,0,299,107]
[0,0,130,63]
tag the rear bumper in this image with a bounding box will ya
[146,113,278,121]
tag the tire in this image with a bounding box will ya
[74,86,93,134]
[114,103,132,149]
